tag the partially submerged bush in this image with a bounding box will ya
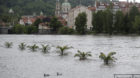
[57,45,72,56]
[5,42,13,48]
[27,44,39,52]
[18,42,26,50]
[41,44,50,54]
[74,50,92,60]
[99,52,116,65]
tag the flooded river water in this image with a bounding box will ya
[0,35,140,78]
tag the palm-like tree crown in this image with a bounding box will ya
[99,52,116,65]
[41,44,50,53]
[74,50,92,60]
[5,42,13,48]
[19,43,26,50]
[28,44,39,52]
[57,45,72,55]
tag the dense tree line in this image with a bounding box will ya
[11,24,38,34]
[92,6,140,34]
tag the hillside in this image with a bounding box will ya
[0,0,107,16]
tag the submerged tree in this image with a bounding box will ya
[5,42,13,48]
[74,50,92,60]
[99,52,116,65]
[41,44,50,54]
[57,45,72,56]
[18,42,26,50]
[27,44,39,52]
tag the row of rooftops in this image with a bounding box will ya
[19,15,67,26]
[69,1,140,13]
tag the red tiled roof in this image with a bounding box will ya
[88,7,96,11]
[20,15,46,24]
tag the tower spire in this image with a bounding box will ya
[127,0,129,3]
[55,0,61,17]
[65,0,68,2]
[133,0,135,3]
[79,0,81,6]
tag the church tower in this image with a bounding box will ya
[61,0,71,20]
[55,0,61,17]
[61,0,71,14]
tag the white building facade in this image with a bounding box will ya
[67,6,93,30]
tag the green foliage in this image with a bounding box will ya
[74,50,92,60]
[12,24,37,34]
[27,44,39,52]
[92,11,104,33]
[5,42,13,48]
[58,26,75,34]
[33,18,42,31]
[24,25,38,34]
[129,6,140,22]
[75,12,87,34]
[13,24,25,34]
[114,11,124,33]
[133,16,140,34]
[0,14,11,23]
[123,13,131,34]
[103,9,113,35]
[41,44,50,54]
[129,6,140,33]
[92,5,140,35]
[18,42,26,50]
[50,17,63,33]
[92,9,113,34]
[57,45,72,56]
[99,52,116,65]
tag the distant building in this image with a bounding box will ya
[19,16,37,25]
[0,27,10,34]
[19,15,46,25]
[0,20,10,34]
[55,0,71,21]
[94,0,140,14]
[67,6,93,30]
[55,0,140,30]
[95,1,121,14]
[38,22,52,34]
